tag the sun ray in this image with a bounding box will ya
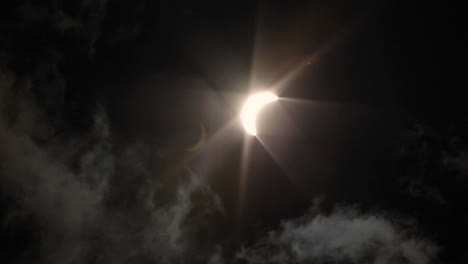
[236,134,255,232]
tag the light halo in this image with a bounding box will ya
[240,91,278,136]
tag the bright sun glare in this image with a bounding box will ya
[240,92,278,136]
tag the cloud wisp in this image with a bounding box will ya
[235,208,439,264]
[0,71,224,264]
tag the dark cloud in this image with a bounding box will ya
[0,71,224,263]
[443,151,468,178]
[395,125,448,206]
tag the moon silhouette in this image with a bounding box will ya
[240,92,278,136]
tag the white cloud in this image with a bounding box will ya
[236,208,439,264]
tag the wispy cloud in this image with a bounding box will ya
[0,72,440,264]
[236,207,439,264]
[0,72,224,263]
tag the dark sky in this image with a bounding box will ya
[0,1,466,263]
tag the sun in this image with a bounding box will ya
[240,91,278,136]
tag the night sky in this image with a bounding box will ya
[0,1,466,263]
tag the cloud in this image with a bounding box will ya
[235,208,439,264]
[208,245,225,264]
[1,72,111,263]
[0,72,224,263]
[0,72,440,264]
[148,168,225,262]
[443,151,468,177]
